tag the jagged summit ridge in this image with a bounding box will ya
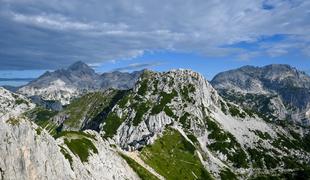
[67,61,93,71]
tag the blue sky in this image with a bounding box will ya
[95,49,310,80]
[0,0,310,86]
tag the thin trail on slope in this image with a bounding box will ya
[121,150,165,180]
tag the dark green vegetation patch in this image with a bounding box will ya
[12,93,29,106]
[63,91,124,130]
[15,98,29,106]
[271,132,307,152]
[64,138,98,162]
[57,131,98,163]
[179,112,190,129]
[138,80,148,96]
[133,102,150,126]
[25,107,58,135]
[140,128,213,180]
[227,103,246,118]
[102,113,124,138]
[151,90,178,115]
[252,130,272,140]
[180,84,196,103]
[247,148,280,169]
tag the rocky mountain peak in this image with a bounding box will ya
[135,68,218,101]
[67,61,96,75]
[211,64,310,126]
[100,69,224,150]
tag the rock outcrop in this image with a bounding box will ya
[0,87,35,121]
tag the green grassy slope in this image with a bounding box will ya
[140,128,213,180]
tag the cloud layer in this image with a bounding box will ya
[112,62,162,72]
[0,0,309,70]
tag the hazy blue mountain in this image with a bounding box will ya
[17,61,143,104]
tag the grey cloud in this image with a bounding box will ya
[0,0,309,70]
[112,62,162,72]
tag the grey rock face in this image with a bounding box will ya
[211,64,310,126]
[0,118,75,180]
[30,95,63,111]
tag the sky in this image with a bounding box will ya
[0,0,310,86]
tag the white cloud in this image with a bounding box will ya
[10,12,128,32]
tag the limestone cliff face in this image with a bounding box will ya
[0,118,75,180]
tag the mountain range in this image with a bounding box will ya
[17,61,143,104]
[1,62,310,180]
